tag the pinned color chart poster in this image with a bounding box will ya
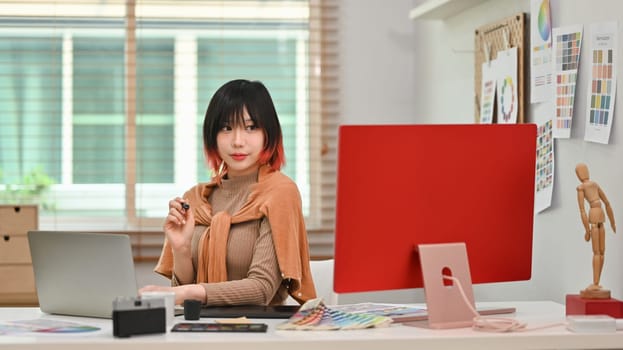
[479,60,496,124]
[552,25,583,138]
[533,102,554,213]
[584,21,617,144]
[530,0,553,103]
[496,47,518,124]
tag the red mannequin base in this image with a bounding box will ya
[566,294,623,318]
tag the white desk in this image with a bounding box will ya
[1,301,622,350]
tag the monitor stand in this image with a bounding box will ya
[417,242,475,329]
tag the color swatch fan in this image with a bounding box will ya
[277,299,392,331]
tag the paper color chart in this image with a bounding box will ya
[479,61,496,124]
[480,79,495,123]
[536,120,553,194]
[584,22,617,144]
[589,49,613,125]
[496,47,518,124]
[533,102,554,213]
[530,0,553,103]
[589,50,613,125]
[552,25,583,138]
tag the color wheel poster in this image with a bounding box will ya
[533,102,555,213]
[496,47,518,124]
[530,0,553,103]
[584,21,617,144]
[552,25,583,138]
[479,60,496,124]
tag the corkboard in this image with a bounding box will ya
[474,13,526,123]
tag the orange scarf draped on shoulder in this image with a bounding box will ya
[154,165,317,304]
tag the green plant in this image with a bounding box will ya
[0,166,56,210]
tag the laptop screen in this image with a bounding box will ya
[28,231,138,318]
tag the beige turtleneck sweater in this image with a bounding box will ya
[171,171,288,306]
[155,165,317,305]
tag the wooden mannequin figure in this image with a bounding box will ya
[575,163,617,299]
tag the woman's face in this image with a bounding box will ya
[216,107,265,177]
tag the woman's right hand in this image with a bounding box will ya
[163,197,195,252]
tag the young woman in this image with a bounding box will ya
[140,79,316,306]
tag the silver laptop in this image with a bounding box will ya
[28,231,138,318]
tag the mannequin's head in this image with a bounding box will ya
[575,163,590,182]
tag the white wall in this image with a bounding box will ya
[336,0,424,304]
[338,0,418,124]
[336,0,623,305]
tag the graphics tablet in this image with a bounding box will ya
[175,305,300,319]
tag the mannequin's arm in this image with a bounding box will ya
[599,187,616,233]
[577,186,590,238]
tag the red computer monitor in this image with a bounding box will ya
[333,124,537,293]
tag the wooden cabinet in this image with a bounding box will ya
[0,205,38,306]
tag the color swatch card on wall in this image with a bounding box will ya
[584,21,618,144]
[552,25,583,138]
[479,60,497,124]
[530,0,553,103]
[533,102,555,214]
[496,47,518,124]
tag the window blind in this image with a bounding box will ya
[308,0,338,258]
[0,0,338,258]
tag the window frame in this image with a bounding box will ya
[0,1,337,235]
